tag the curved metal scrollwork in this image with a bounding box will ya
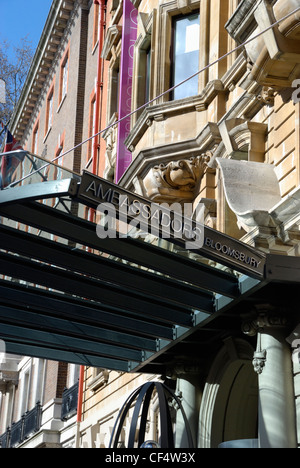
[109,381,194,448]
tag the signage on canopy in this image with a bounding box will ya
[77,171,266,278]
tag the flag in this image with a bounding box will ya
[0,126,25,189]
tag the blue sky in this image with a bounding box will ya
[0,0,53,60]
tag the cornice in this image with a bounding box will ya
[101,24,122,60]
[226,0,300,89]
[11,0,77,141]
[225,0,258,43]
[119,121,220,190]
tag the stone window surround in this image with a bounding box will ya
[44,77,56,140]
[102,0,211,145]
[32,115,40,155]
[125,0,250,158]
[58,42,70,107]
[131,10,157,126]
[87,368,109,392]
[151,0,202,104]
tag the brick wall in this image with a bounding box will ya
[44,361,68,403]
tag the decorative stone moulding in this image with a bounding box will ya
[226,0,300,89]
[125,81,225,153]
[217,157,300,247]
[101,25,122,60]
[209,118,268,166]
[217,158,282,232]
[143,153,211,204]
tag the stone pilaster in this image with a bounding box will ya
[243,309,297,448]
[168,363,202,448]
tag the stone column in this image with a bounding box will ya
[243,312,297,448]
[171,366,202,449]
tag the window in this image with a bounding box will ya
[54,133,65,177]
[59,45,70,105]
[131,11,156,125]
[93,2,101,49]
[62,57,69,98]
[135,42,151,117]
[52,132,65,207]
[110,62,120,118]
[32,119,39,155]
[32,359,46,406]
[171,13,200,100]
[145,46,151,104]
[45,81,55,136]
[19,362,32,418]
[87,90,97,160]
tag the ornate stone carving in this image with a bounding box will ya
[242,312,288,337]
[259,86,276,106]
[143,153,211,204]
[252,349,267,375]
[226,0,300,90]
[242,309,289,374]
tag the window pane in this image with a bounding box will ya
[172,13,200,101]
[48,93,53,130]
[62,57,69,98]
[145,46,151,103]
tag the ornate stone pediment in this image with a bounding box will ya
[143,154,211,204]
[226,0,300,89]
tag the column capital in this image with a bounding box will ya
[166,360,203,379]
[242,306,290,376]
[241,306,289,337]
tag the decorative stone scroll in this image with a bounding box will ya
[143,153,211,204]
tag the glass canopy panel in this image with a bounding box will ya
[0,156,267,372]
[0,158,265,300]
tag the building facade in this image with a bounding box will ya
[1,0,300,448]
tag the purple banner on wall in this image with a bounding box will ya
[116,0,138,183]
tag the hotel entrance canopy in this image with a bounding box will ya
[0,151,298,374]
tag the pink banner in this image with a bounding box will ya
[116,0,138,183]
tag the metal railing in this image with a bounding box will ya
[61,382,79,421]
[0,402,42,448]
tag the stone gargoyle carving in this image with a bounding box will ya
[143,154,211,204]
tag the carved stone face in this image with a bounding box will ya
[167,161,197,188]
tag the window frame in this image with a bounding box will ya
[131,11,156,126]
[93,2,101,50]
[170,12,201,101]
[32,117,40,155]
[154,0,201,103]
[58,44,70,107]
[45,79,55,138]
[87,89,97,161]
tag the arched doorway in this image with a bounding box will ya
[199,338,258,448]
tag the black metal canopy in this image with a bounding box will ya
[0,155,299,374]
